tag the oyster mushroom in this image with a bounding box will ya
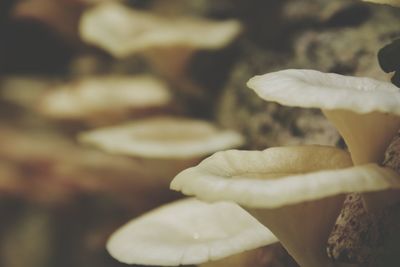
[0,76,56,109]
[171,146,400,267]
[80,2,241,57]
[37,75,172,124]
[247,69,400,210]
[79,2,241,83]
[79,116,244,188]
[107,198,277,266]
[247,69,400,165]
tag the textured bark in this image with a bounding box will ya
[294,4,400,80]
[216,2,400,150]
[216,43,341,150]
[328,134,400,266]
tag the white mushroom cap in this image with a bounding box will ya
[247,69,400,164]
[38,75,172,120]
[171,146,400,208]
[171,146,400,267]
[107,198,277,266]
[247,69,400,114]
[80,2,242,58]
[78,116,244,159]
[0,76,56,109]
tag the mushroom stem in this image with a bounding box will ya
[171,146,400,267]
[143,47,207,97]
[247,196,346,267]
[323,109,400,210]
[322,110,400,165]
[144,47,194,81]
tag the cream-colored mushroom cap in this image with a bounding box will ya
[171,146,400,267]
[80,2,242,58]
[1,76,55,109]
[171,146,400,208]
[38,75,171,119]
[79,116,244,159]
[247,69,400,164]
[107,198,277,266]
[362,0,400,6]
[247,69,400,114]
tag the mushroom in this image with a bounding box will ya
[247,69,400,166]
[247,69,400,209]
[79,116,244,188]
[0,126,181,208]
[37,75,172,124]
[107,198,278,266]
[0,76,56,109]
[171,146,400,267]
[80,2,241,57]
[79,2,241,86]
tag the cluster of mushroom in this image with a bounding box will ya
[34,1,242,125]
[80,1,241,82]
[106,67,400,267]
[78,0,242,99]
[65,4,264,266]
[80,1,400,266]
[70,3,246,201]
[5,2,255,263]
[30,0,245,182]
[178,69,400,266]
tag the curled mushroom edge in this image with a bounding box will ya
[170,145,400,267]
[106,198,278,266]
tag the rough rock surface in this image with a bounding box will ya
[216,2,399,151]
[216,44,341,149]
[294,4,400,80]
[328,133,400,266]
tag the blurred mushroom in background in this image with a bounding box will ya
[36,75,175,126]
[79,116,245,189]
[79,1,242,112]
